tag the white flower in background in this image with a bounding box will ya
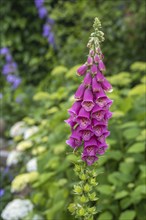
[26,158,37,172]
[11,172,39,193]
[6,151,22,167]
[1,199,33,220]
[16,140,33,151]
[10,121,26,137]
[24,126,38,139]
[32,214,43,220]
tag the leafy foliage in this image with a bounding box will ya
[5,62,145,220]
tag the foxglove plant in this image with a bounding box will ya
[34,0,55,47]
[66,18,113,220]
[66,18,113,166]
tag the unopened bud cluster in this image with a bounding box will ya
[68,164,99,220]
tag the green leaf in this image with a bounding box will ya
[130,62,146,72]
[107,150,123,161]
[120,197,133,209]
[119,162,134,174]
[107,72,131,86]
[119,210,136,220]
[129,84,145,96]
[134,185,146,195]
[128,142,144,153]
[98,185,113,195]
[98,211,113,220]
[115,190,128,199]
[51,66,68,76]
[119,97,133,113]
[123,128,140,140]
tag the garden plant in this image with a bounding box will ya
[0,0,145,220]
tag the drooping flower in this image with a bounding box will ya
[66,126,82,148]
[74,83,85,100]
[65,18,113,165]
[79,125,93,141]
[68,101,82,121]
[77,108,91,129]
[98,60,106,71]
[83,72,92,86]
[87,56,93,66]
[81,87,95,112]
[77,64,88,76]
[82,154,98,166]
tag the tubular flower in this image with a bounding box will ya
[65,18,113,165]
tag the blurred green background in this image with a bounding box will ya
[0,0,145,220]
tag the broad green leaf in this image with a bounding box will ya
[119,162,134,174]
[33,92,50,101]
[98,211,113,220]
[128,142,144,153]
[107,72,131,86]
[32,172,55,187]
[130,62,146,72]
[119,210,136,220]
[123,128,140,140]
[51,66,68,76]
[120,197,133,209]
[107,150,123,161]
[120,121,138,129]
[115,190,128,199]
[134,185,146,195]
[129,84,145,96]
[108,172,132,186]
[98,185,113,195]
[119,97,133,113]
[136,129,146,141]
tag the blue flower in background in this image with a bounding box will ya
[47,17,55,25]
[5,54,13,62]
[2,62,17,75]
[0,189,5,197]
[34,0,56,48]
[0,47,9,55]
[6,75,21,89]
[0,93,3,99]
[0,47,21,90]
[38,6,47,19]
[34,0,44,8]
[42,23,51,37]
[48,32,55,46]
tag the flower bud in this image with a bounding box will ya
[89,178,97,186]
[77,64,88,76]
[68,203,76,213]
[80,195,89,203]
[89,49,94,56]
[88,192,99,201]
[74,164,81,173]
[78,207,85,216]
[79,173,87,181]
[84,184,92,192]
[74,185,83,194]
[87,56,93,66]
